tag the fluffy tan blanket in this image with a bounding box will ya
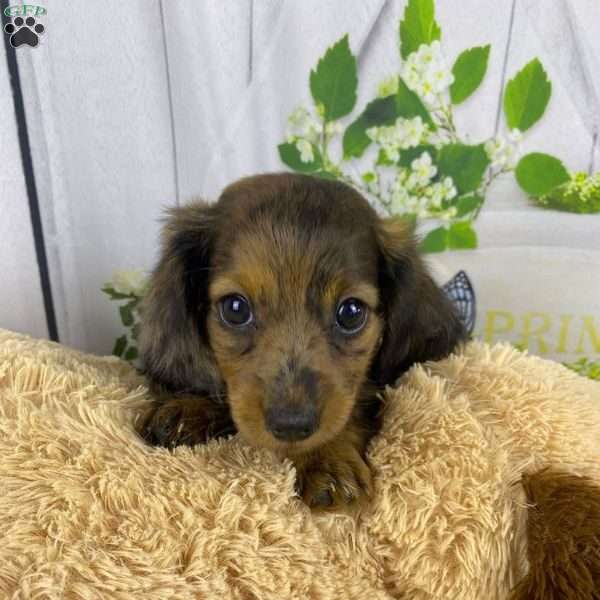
[1,329,599,599]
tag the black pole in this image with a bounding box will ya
[2,2,59,341]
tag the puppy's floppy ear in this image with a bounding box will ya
[139,201,222,393]
[371,217,466,386]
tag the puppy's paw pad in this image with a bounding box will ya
[312,487,334,508]
[141,404,184,447]
[297,452,372,510]
[139,398,236,448]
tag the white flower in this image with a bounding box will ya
[484,137,503,163]
[439,206,458,221]
[288,105,310,127]
[416,40,442,66]
[366,126,380,142]
[485,134,520,169]
[426,182,445,207]
[387,149,401,163]
[111,270,147,296]
[485,137,510,168]
[325,121,343,137]
[377,75,399,98]
[410,152,437,186]
[395,168,409,186]
[416,198,431,219]
[423,177,456,210]
[429,65,454,93]
[507,128,523,143]
[404,116,425,147]
[403,66,421,91]
[404,194,421,214]
[401,41,453,107]
[368,125,399,160]
[441,176,457,200]
[295,139,314,163]
[425,128,449,148]
[417,81,438,106]
[390,180,410,213]
[286,105,322,145]
[367,117,427,163]
[406,172,420,190]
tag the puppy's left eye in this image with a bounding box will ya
[336,298,368,334]
[219,294,253,327]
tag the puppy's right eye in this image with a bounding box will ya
[219,294,253,328]
[335,298,368,334]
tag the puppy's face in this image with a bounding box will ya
[140,174,465,452]
[206,209,384,452]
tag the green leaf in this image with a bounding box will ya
[420,226,448,253]
[119,303,135,327]
[504,58,551,131]
[376,148,394,166]
[399,0,441,59]
[314,170,338,181]
[342,80,434,159]
[124,346,138,361]
[310,34,358,121]
[278,142,322,173]
[437,143,490,195]
[102,286,134,300]
[515,152,570,197]
[398,144,438,167]
[343,96,397,159]
[450,45,490,104]
[395,78,435,128]
[454,194,483,217]
[112,335,127,358]
[534,171,600,213]
[448,221,477,249]
[362,171,376,183]
[131,322,141,341]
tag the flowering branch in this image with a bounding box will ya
[279,0,571,253]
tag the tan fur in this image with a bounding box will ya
[2,330,600,598]
[292,420,374,510]
[205,225,383,506]
[375,214,414,260]
[510,468,600,600]
[207,231,382,453]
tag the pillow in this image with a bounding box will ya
[1,329,599,599]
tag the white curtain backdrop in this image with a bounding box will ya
[1,0,599,364]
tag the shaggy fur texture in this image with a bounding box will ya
[1,329,599,599]
[510,469,600,600]
[138,173,465,510]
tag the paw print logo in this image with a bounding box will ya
[4,16,45,48]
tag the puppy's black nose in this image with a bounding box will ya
[265,405,318,442]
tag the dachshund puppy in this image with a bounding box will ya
[138,173,465,510]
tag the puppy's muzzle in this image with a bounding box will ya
[265,404,318,441]
[264,365,321,442]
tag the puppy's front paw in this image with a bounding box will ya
[139,397,235,448]
[295,445,373,510]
